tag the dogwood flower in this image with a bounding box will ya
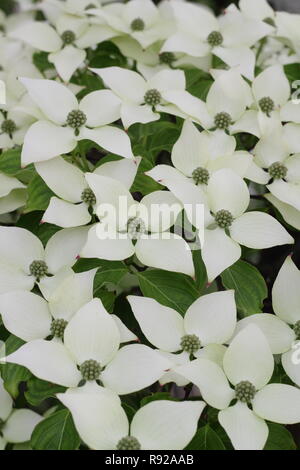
[146,120,267,189]
[265,193,300,231]
[0,172,27,215]
[161,1,272,80]
[58,386,205,450]
[233,256,300,387]
[90,0,172,49]
[128,290,236,386]
[253,125,300,210]
[36,156,140,228]
[80,173,194,277]
[9,12,115,82]
[0,267,97,341]
[90,66,192,129]
[0,225,89,294]
[163,68,253,131]
[0,377,43,450]
[19,78,134,166]
[176,325,300,450]
[232,65,291,137]
[0,108,35,149]
[6,298,171,393]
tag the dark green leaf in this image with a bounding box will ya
[137,269,199,315]
[186,425,226,450]
[25,174,55,212]
[264,423,296,450]
[221,260,267,316]
[31,409,81,450]
[25,378,66,407]
[140,393,177,407]
[0,335,31,398]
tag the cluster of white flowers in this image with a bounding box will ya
[0,0,300,451]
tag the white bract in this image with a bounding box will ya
[177,325,300,450]
[90,0,171,49]
[58,386,205,450]
[0,377,43,450]
[0,172,27,215]
[234,256,300,387]
[90,66,193,129]
[36,157,140,228]
[80,173,194,276]
[162,1,272,80]
[128,290,236,386]
[19,78,134,165]
[0,225,89,294]
[6,298,171,394]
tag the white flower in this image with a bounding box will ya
[146,120,267,189]
[80,173,195,277]
[239,0,275,22]
[161,1,273,80]
[232,65,291,137]
[58,385,205,450]
[176,324,300,450]
[90,0,171,49]
[127,290,236,386]
[9,12,114,82]
[0,108,35,149]
[234,256,300,387]
[252,124,300,210]
[90,66,192,129]
[163,68,253,131]
[265,193,300,231]
[0,225,89,294]
[19,78,134,166]
[6,298,171,393]
[0,172,27,215]
[0,377,43,449]
[36,156,140,228]
[0,267,97,341]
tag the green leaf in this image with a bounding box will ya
[31,409,81,450]
[137,269,199,315]
[186,425,226,450]
[185,68,213,100]
[192,250,207,292]
[221,260,267,316]
[93,260,128,291]
[33,51,53,73]
[25,174,55,212]
[0,148,22,175]
[25,378,66,407]
[94,289,115,313]
[131,158,163,196]
[0,335,31,398]
[284,63,300,83]
[264,423,297,450]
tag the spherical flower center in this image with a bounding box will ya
[159,52,175,65]
[80,359,102,381]
[180,334,201,354]
[66,109,87,136]
[207,31,223,47]
[61,30,76,45]
[50,319,68,339]
[214,112,232,130]
[268,161,287,180]
[235,380,256,403]
[29,260,48,282]
[144,89,161,107]
[192,167,210,185]
[215,209,234,229]
[294,321,300,339]
[130,18,145,31]
[117,436,141,450]
[81,188,96,206]
[259,96,275,116]
[127,217,146,240]
[1,119,17,135]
